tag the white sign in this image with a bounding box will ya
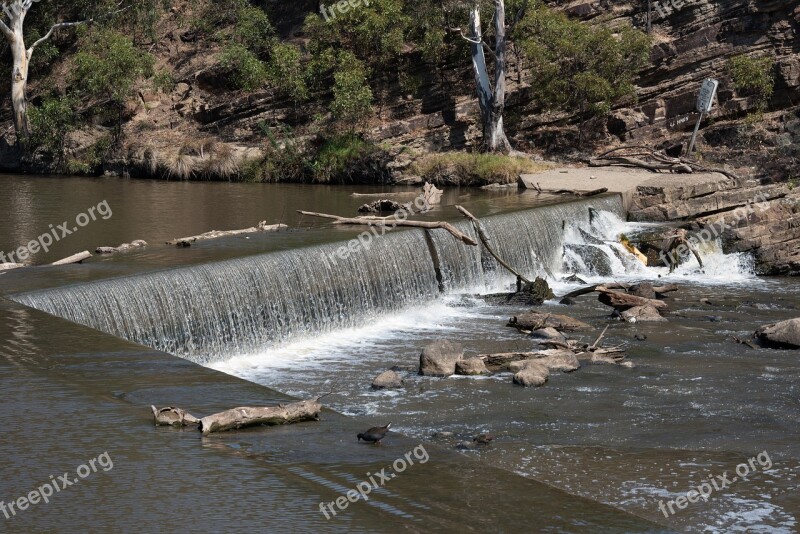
[697,79,719,114]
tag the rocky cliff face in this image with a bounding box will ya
[1,0,798,177]
[154,0,800,166]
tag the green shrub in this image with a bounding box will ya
[267,43,308,101]
[71,28,155,104]
[728,55,775,112]
[330,53,373,129]
[152,70,175,93]
[309,135,377,182]
[219,43,269,90]
[65,136,111,175]
[516,10,650,140]
[29,95,79,159]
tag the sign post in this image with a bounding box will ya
[688,78,719,154]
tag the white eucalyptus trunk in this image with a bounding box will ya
[468,1,511,154]
[10,26,30,142]
[2,0,90,146]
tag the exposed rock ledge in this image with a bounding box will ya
[629,180,800,276]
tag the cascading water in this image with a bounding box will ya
[559,209,757,286]
[10,196,624,362]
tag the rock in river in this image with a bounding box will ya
[512,362,550,387]
[755,318,800,349]
[419,340,464,377]
[456,357,489,376]
[372,370,404,389]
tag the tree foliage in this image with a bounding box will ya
[71,28,155,104]
[728,54,775,112]
[516,7,650,120]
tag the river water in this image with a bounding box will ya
[1,174,798,532]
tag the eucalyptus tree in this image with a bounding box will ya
[0,0,150,146]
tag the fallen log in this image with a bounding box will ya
[298,211,477,246]
[97,239,148,255]
[479,350,578,372]
[0,262,25,271]
[589,156,693,174]
[167,221,287,247]
[455,204,553,285]
[151,406,200,427]
[653,283,679,295]
[199,399,323,435]
[51,251,92,265]
[351,191,418,199]
[546,187,609,197]
[558,282,629,300]
[508,312,592,332]
[597,286,668,311]
[591,146,741,182]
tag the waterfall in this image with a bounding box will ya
[11,196,624,363]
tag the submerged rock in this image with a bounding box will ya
[512,362,550,387]
[529,327,567,344]
[755,318,800,349]
[372,370,404,389]
[621,305,666,323]
[483,277,554,306]
[419,340,464,377]
[455,357,489,376]
[508,351,579,373]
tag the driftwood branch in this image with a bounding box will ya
[590,145,741,182]
[51,251,92,265]
[297,211,478,246]
[96,240,147,255]
[455,204,531,284]
[198,399,323,435]
[167,222,287,247]
[151,406,200,427]
[597,286,668,311]
[590,156,693,174]
[547,188,609,197]
[589,325,609,351]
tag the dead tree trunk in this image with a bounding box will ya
[198,399,323,435]
[468,1,511,153]
[297,210,478,246]
[456,204,532,286]
[167,222,287,247]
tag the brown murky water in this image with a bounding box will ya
[1,173,797,532]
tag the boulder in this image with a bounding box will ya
[755,318,800,349]
[371,370,404,389]
[483,277,554,306]
[455,357,489,376]
[529,327,567,344]
[419,341,464,377]
[621,305,667,323]
[512,362,550,387]
[508,351,580,373]
[536,351,581,372]
[628,282,657,300]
